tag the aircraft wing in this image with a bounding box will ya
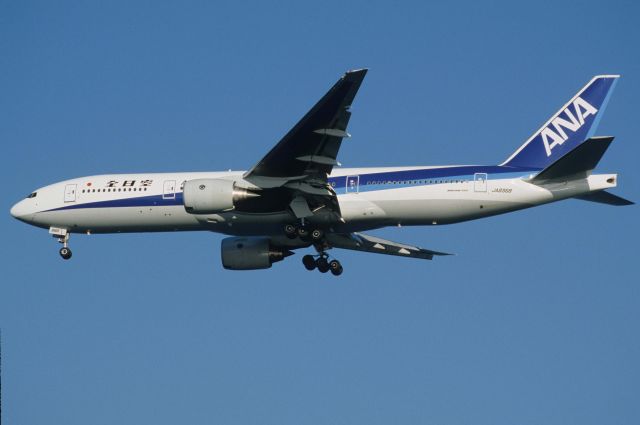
[325,232,452,260]
[244,69,367,188]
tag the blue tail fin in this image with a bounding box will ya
[502,75,619,169]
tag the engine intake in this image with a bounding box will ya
[183,178,257,214]
[221,237,293,270]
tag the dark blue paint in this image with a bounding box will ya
[502,77,618,169]
[328,165,539,189]
[48,192,184,212]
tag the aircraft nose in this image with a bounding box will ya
[10,199,30,220]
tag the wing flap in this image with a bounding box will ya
[326,232,452,260]
[289,196,314,218]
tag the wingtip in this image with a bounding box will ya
[430,250,454,257]
[344,68,369,79]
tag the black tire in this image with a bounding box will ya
[297,227,310,241]
[284,224,297,239]
[302,255,316,271]
[311,229,324,241]
[316,257,329,273]
[59,247,72,260]
[329,260,343,276]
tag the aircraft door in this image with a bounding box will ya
[474,173,488,192]
[64,184,77,202]
[345,175,359,193]
[163,180,176,199]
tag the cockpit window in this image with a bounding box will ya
[27,192,37,198]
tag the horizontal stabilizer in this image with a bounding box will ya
[326,232,451,260]
[574,190,634,206]
[531,136,613,182]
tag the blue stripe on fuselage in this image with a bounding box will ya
[328,165,539,192]
[46,192,184,212]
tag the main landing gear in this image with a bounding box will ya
[284,223,343,276]
[49,227,72,260]
[302,254,343,276]
[284,223,324,242]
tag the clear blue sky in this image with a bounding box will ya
[1,1,639,424]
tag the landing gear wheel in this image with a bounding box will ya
[329,260,343,276]
[311,229,324,241]
[297,226,310,241]
[302,255,316,271]
[316,257,330,273]
[52,229,72,260]
[59,247,72,260]
[284,224,297,239]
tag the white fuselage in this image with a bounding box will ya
[10,165,618,236]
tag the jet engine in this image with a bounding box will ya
[183,179,257,214]
[221,237,293,270]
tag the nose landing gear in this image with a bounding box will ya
[59,246,72,260]
[49,227,72,260]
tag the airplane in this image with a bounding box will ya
[10,69,633,276]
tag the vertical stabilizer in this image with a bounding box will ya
[502,75,619,169]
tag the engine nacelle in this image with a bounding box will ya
[221,237,293,270]
[183,178,255,214]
